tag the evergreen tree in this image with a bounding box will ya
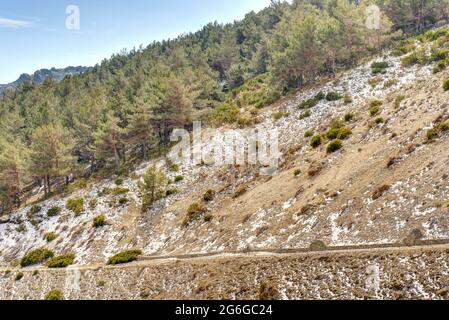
[91,112,124,168]
[29,124,75,195]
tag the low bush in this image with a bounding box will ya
[401,49,428,67]
[325,91,342,101]
[15,272,24,281]
[47,254,75,268]
[166,188,178,196]
[89,199,98,208]
[326,128,340,140]
[443,79,449,91]
[118,197,129,205]
[371,61,389,74]
[375,117,385,124]
[47,206,61,217]
[327,140,343,154]
[304,130,314,138]
[344,112,354,122]
[45,290,63,301]
[174,175,184,182]
[93,215,106,228]
[433,59,448,74]
[107,249,142,265]
[299,98,318,109]
[299,110,311,120]
[394,95,406,109]
[66,198,84,215]
[114,178,124,186]
[20,248,54,267]
[430,48,449,62]
[384,79,397,88]
[29,205,42,217]
[203,190,215,202]
[369,106,380,116]
[391,41,415,57]
[44,232,57,243]
[294,169,302,177]
[272,111,289,120]
[183,203,204,227]
[204,213,214,222]
[337,127,352,140]
[310,135,322,148]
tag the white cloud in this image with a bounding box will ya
[0,17,32,28]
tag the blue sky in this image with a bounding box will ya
[0,0,271,83]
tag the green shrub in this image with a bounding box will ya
[310,135,322,148]
[384,79,397,88]
[375,117,385,124]
[114,178,124,186]
[427,128,438,140]
[344,112,354,122]
[294,169,302,177]
[29,205,42,217]
[44,232,57,243]
[401,49,427,67]
[20,248,54,267]
[66,198,84,215]
[392,42,415,57]
[211,103,240,124]
[93,215,106,228]
[369,106,380,116]
[314,91,326,101]
[47,206,61,217]
[433,59,448,74]
[203,190,216,202]
[427,121,449,140]
[174,175,184,182]
[166,188,178,196]
[299,110,311,120]
[15,272,24,281]
[183,203,204,227]
[371,61,389,74]
[118,197,129,205]
[272,111,289,120]
[337,127,352,140]
[326,128,340,140]
[304,130,314,138]
[299,98,318,109]
[327,140,343,154]
[107,249,142,265]
[394,95,406,108]
[47,254,75,268]
[430,48,449,62]
[204,213,214,222]
[443,79,449,91]
[325,91,342,101]
[89,199,98,208]
[45,290,63,301]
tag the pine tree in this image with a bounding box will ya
[29,124,75,195]
[138,165,167,211]
[126,94,157,160]
[0,140,29,210]
[91,112,124,168]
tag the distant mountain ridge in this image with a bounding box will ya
[0,66,90,95]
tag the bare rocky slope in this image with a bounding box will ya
[0,38,448,299]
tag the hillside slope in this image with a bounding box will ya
[0,41,448,269]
